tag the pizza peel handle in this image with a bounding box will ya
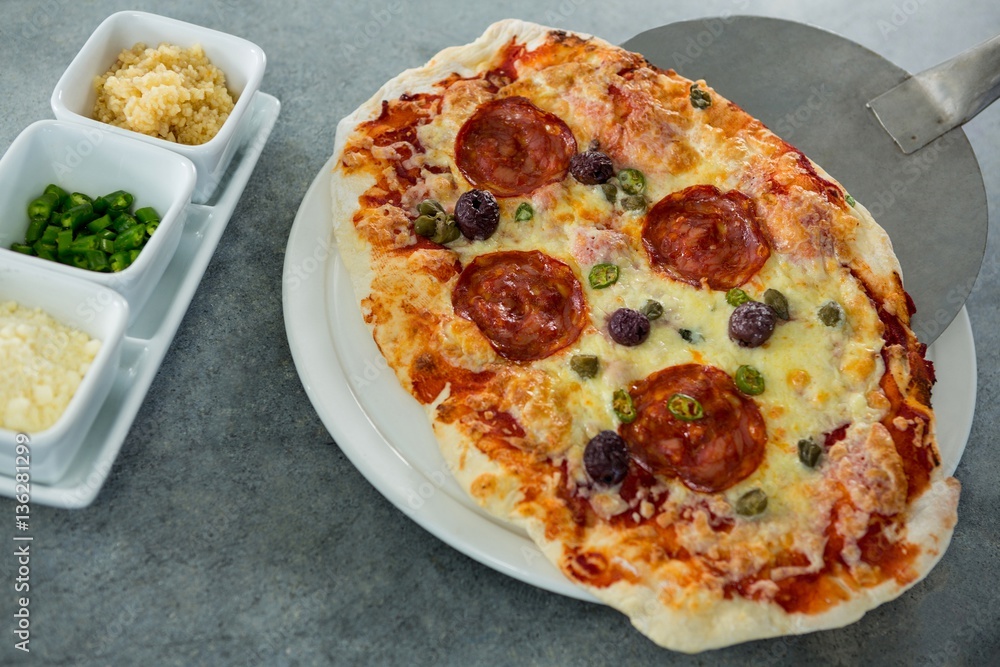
[869,32,1000,154]
[622,17,988,345]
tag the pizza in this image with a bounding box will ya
[329,19,960,652]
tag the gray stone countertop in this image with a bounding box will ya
[0,0,997,665]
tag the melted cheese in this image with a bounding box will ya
[406,61,891,586]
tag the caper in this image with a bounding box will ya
[515,202,534,221]
[620,194,647,212]
[435,216,462,244]
[735,489,768,516]
[413,215,437,238]
[618,168,646,195]
[763,288,790,320]
[641,299,664,321]
[690,84,712,109]
[417,199,444,216]
[679,328,703,344]
[570,354,600,379]
[601,182,618,203]
[798,438,823,468]
[818,300,843,327]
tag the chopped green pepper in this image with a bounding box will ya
[24,217,47,244]
[39,225,60,245]
[102,190,134,215]
[27,192,59,222]
[85,214,113,234]
[43,184,68,209]
[134,207,160,225]
[57,202,94,231]
[68,192,93,209]
[114,224,147,253]
[109,251,132,273]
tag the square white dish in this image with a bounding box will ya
[50,10,266,203]
[0,263,129,485]
[0,119,196,324]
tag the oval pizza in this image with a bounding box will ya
[329,19,959,652]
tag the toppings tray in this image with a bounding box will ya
[0,92,280,508]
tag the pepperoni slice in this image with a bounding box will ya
[620,364,767,493]
[642,185,770,290]
[452,250,587,361]
[455,96,577,197]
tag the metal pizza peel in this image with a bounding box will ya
[624,17,995,343]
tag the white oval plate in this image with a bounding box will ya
[282,156,977,602]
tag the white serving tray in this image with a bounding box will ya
[0,91,280,508]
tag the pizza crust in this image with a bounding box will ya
[329,18,960,653]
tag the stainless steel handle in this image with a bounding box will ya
[868,32,1000,153]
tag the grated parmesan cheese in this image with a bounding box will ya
[0,302,101,433]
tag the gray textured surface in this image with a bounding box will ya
[0,0,998,665]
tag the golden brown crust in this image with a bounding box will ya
[330,19,959,653]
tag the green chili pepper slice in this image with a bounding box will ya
[734,365,765,396]
[668,393,703,421]
[613,389,637,423]
[726,288,751,307]
[617,168,646,195]
[588,263,620,289]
